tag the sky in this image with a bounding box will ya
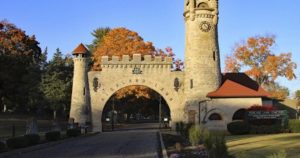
[1,0,300,95]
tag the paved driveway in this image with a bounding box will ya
[6,130,160,158]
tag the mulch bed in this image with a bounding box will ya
[162,133,208,158]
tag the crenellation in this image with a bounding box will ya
[144,55,152,62]
[133,54,141,62]
[100,54,173,68]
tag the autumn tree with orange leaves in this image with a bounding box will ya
[92,27,155,71]
[225,35,297,100]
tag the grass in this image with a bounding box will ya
[227,133,300,158]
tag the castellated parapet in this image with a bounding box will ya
[101,54,173,69]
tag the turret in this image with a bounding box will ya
[184,0,221,102]
[69,43,90,125]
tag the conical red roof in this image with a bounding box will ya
[72,43,89,55]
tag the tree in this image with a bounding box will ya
[264,82,289,100]
[92,27,155,70]
[86,27,110,54]
[41,48,73,119]
[225,35,297,100]
[295,90,300,107]
[225,35,297,86]
[0,20,42,112]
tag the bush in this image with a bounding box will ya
[6,136,30,149]
[288,119,300,133]
[204,132,229,158]
[66,128,81,137]
[24,134,40,145]
[175,122,193,138]
[189,125,203,146]
[250,124,282,134]
[45,131,61,141]
[0,141,6,152]
[227,121,250,135]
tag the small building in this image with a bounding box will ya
[195,73,272,131]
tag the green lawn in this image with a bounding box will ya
[227,133,300,158]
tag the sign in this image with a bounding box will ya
[132,66,142,74]
[247,110,287,120]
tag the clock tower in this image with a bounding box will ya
[184,0,221,103]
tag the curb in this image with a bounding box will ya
[0,132,99,158]
[158,131,168,158]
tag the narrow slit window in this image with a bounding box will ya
[83,87,85,95]
[213,51,216,61]
[190,79,193,89]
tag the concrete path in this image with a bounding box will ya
[5,130,160,158]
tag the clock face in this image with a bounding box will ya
[199,21,211,32]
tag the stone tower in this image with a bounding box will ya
[69,43,90,125]
[184,0,221,103]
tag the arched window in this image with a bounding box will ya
[208,113,222,121]
[232,109,247,120]
[197,2,209,9]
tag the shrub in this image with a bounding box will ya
[66,128,81,137]
[6,136,30,149]
[24,134,40,145]
[288,119,300,133]
[175,122,193,138]
[188,125,203,146]
[250,124,282,134]
[0,141,6,152]
[45,131,61,141]
[204,132,228,158]
[227,121,250,135]
[267,150,287,158]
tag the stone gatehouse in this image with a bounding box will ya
[69,0,271,132]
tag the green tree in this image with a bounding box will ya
[41,48,73,119]
[86,27,110,54]
[0,20,42,113]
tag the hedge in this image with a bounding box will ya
[24,134,40,145]
[227,121,250,135]
[45,131,61,141]
[288,119,300,133]
[250,124,282,134]
[66,128,81,137]
[0,141,6,152]
[6,136,30,149]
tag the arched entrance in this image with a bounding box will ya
[101,85,171,131]
[89,63,185,132]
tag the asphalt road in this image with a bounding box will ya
[6,130,160,158]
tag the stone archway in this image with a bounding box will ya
[101,85,172,131]
[88,57,184,131]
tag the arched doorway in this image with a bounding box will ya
[101,85,171,131]
[232,109,247,121]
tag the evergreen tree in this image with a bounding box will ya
[41,48,73,119]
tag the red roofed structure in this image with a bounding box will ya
[207,73,270,98]
[72,43,89,55]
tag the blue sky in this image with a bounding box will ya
[1,0,299,95]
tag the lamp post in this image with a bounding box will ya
[159,95,162,128]
[111,96,115,131]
